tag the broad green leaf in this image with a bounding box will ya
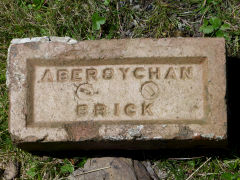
[223,32,231,40]
[203,19,209,26]
[92,12,106,31]
[104,0,110,6]
[77,157,88,168]
[60,163,74,174]
[220,23,231,31]
[216,30,224,37]
[209,17,222,30]
[199,25,205,32]
[27,4,33,9]
[200,25,214,34]
[27,167,37,177]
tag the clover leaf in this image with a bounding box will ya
[199,25,214,34]
[104,0,110,6]
[220,23,230,31]
[209,17,222,30]
[200,16,231,40]
[92,12,106,31]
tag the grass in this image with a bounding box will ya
[0,0,240,179]
[155,156,240,179]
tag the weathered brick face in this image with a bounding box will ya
[7,37,227,150]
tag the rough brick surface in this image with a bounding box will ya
[7,37,227,150]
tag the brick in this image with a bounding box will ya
[7,37,227,150]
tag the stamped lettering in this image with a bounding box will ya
[32,58,206,123]
[41,69,53,82]
[102,68,114,80]
[77,104,88,116]
[94,103,107,116]
[133,67,145,79]
[149,67,160,79]
[40,66,194,82]
[181,67,193,79]
[57,69,69,82]
[72,69,82,82]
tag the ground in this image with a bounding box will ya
[0,0,240,179]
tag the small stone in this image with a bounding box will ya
[153,164,168,179]
[133,5,141,10]
[146,4,153,11]
[133,160,151,180]
[68,157,151,180]
[3,161,18,180]
[142,161,159,180]
[125,30,132,36]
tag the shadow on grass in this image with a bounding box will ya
[20,56,240,160]
[226,56,240,151]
